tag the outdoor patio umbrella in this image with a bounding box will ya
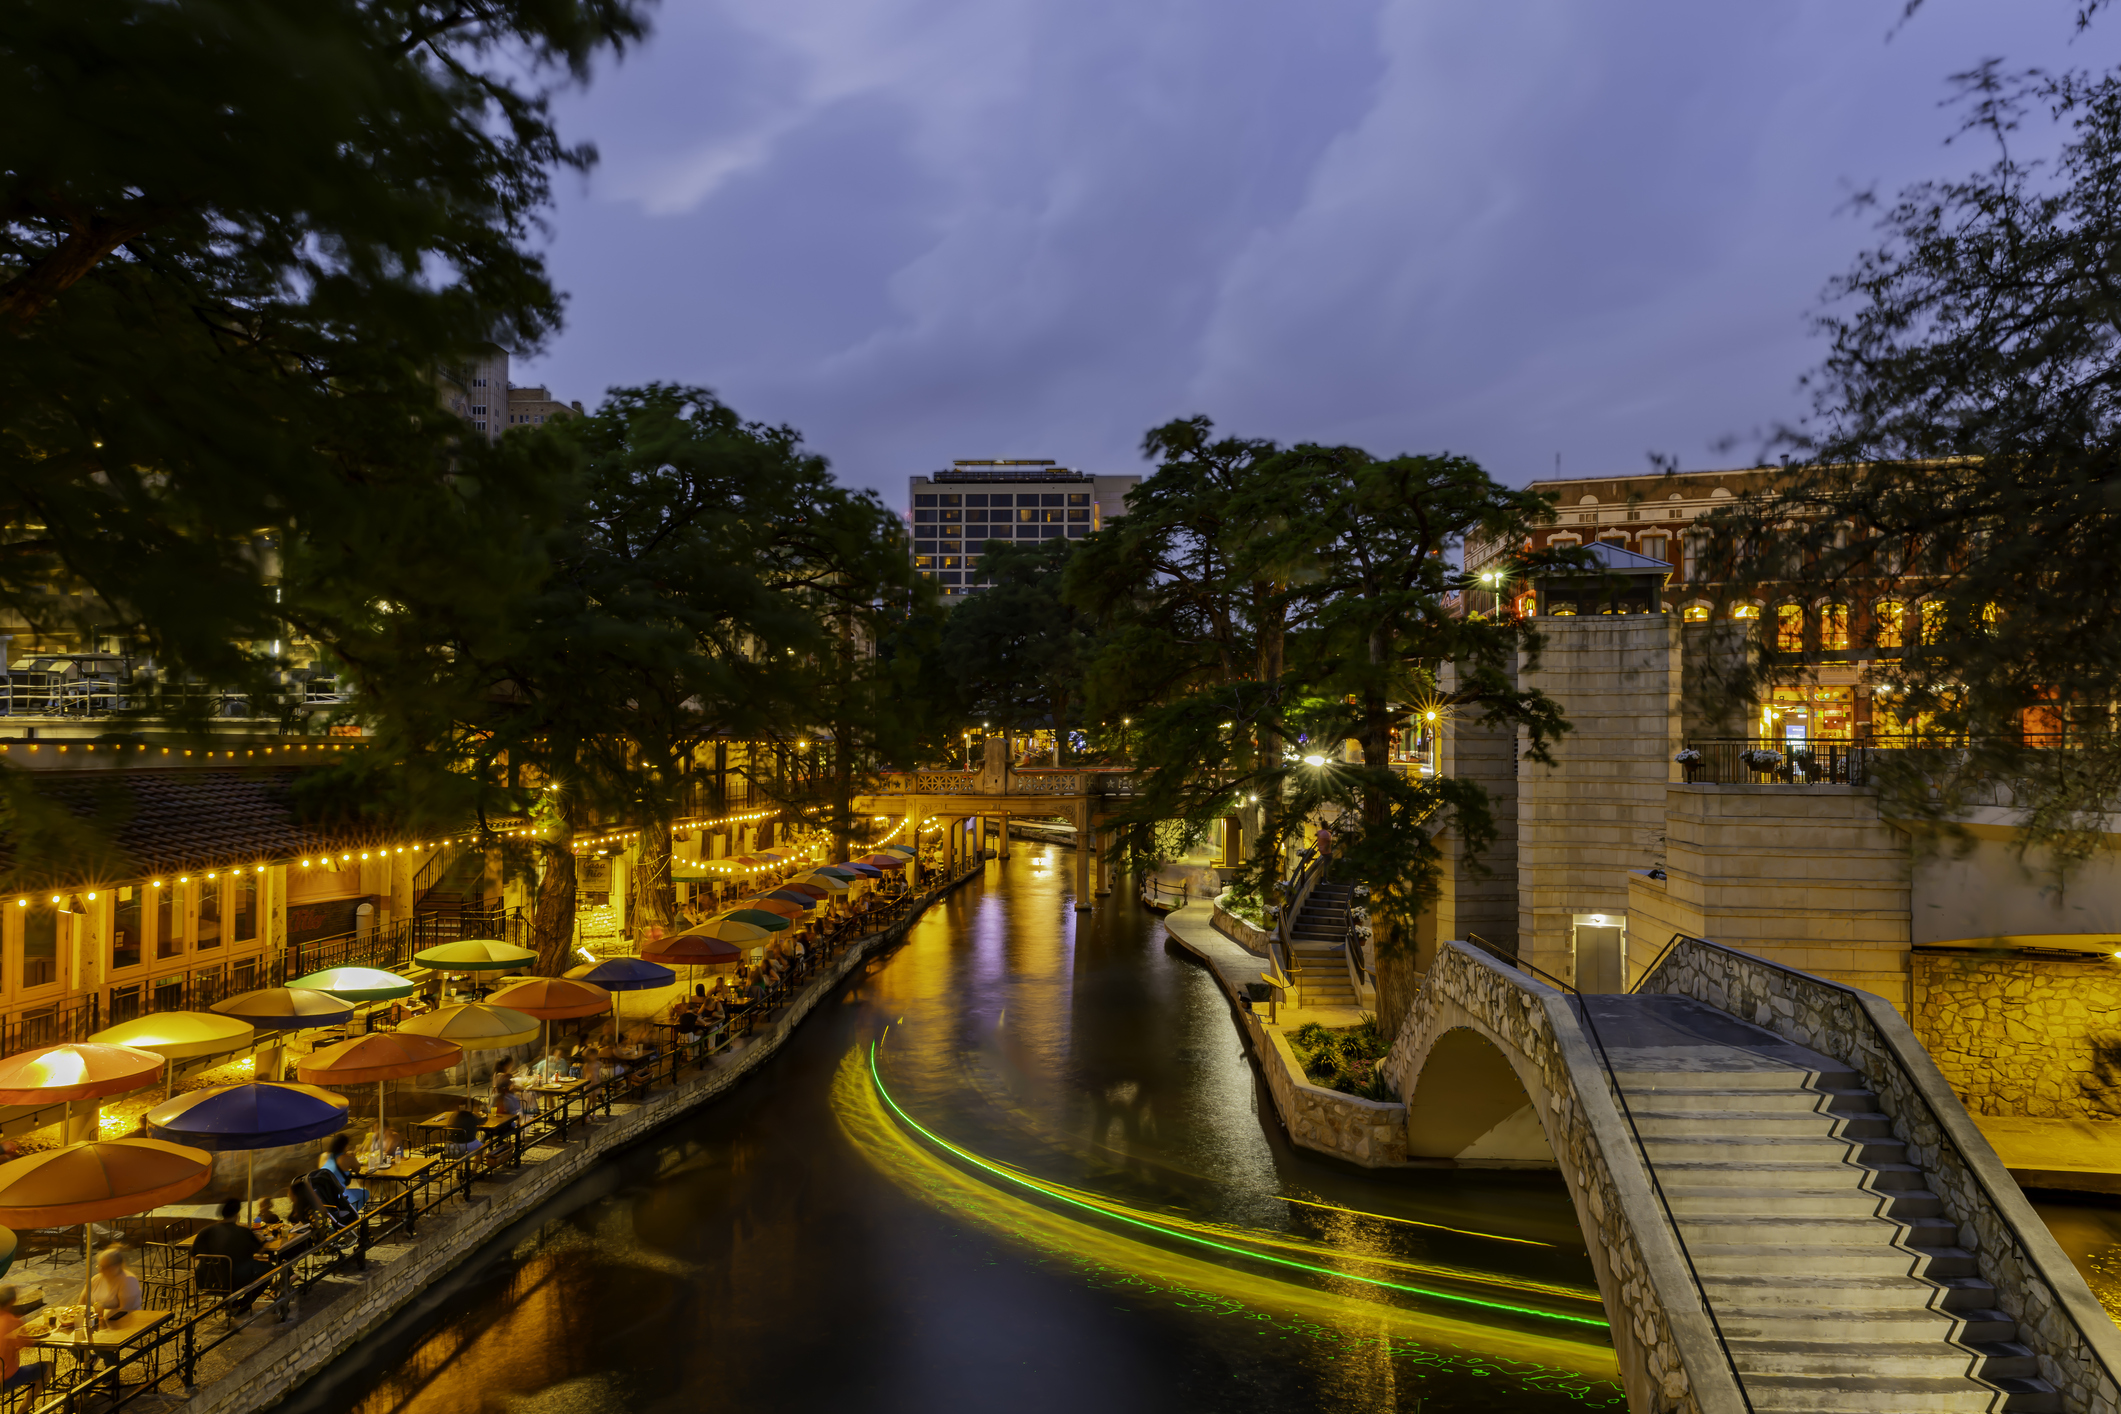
[211,987,355,1030]
[880,845,917,858]
[792,872,851,893]
[399,1004,540,1100]
[736,898,805,921]
[640,933,744,967]
[413,940,538,1008]
[0,1042,168,1146]
[0,1138,214,1293]
[564,958,678,1048]
[757,889,821,909]
[287,967,419,1004]
[145,1082,351,1221]
[483,978,612,1059]
[778,882,829,900]
[0,1227,18,1281]
[722,909,792,933]
[859,855,908,870]
[296,1033,463,1152]
[89,1013,258,1102]
[670,918,770,946]
[831,861,885,878]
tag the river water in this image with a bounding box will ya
[298,848,1622,1414]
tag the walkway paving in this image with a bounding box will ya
[1159,901,1366,1030]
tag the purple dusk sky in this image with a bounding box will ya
[514,1,2110,506]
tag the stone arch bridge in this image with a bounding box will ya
[1384,936,2121,1414]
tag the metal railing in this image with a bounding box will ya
[1679,738,1876,787]
[0,996,101,1062]
[1456,937,1756,1412]
[16,869,984,1414]
[1140,876,1190,909]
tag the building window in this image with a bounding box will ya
[23,906,56,988]
[941,494,961,507]
[965,495,987,507]
[1017,494,1041,507]
[914,541,936,555]
[233,874,257,944]
[1776,604,1804,651]
[915,495,937,507]
[940,572,963,585]
[1821,603,1850,651]
[1683,535,1707,582]
[1682,603,1710,623]
[1068,493,1089,506]
[939,557,962,569]
[1041,525,1063,538]
[1920,599,1947,645]
[1640,534,1669,562]
[1067,508,1089,522]
[913,510,936,523]
[1874,599,1905,649]
[157,882,185,959]
[113,887,141,970]
[1548,601,1578,617]
[1042,509,1063,523]
[197,881,221,950]
[940,508,961,522]
[940,524,961,540]
[1731,603,1760,621]
[1066,525,1086,537]
[966,508,988,523]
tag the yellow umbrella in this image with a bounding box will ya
[397,1004,540,1052]
[88,1013,256,1062]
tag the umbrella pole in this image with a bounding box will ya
[247,1150,255,1226]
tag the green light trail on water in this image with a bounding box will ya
[866,1040,1606,1331]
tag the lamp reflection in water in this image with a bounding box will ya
[836,1041,1624,1408]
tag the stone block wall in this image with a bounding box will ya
[1437,660,1520,959]
[1642,935,2121,1414]
[1913,951,2121,1119]
[1242,1011,1409,1166]
[1515,615,1682,985]
[1645,784,1912,1008]
[1212,904,1272,956]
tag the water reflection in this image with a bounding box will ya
[309,853,1621,1414]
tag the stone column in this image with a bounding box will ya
[1073,801,1093,911]
[906,798,924,888]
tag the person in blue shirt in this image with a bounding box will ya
[320,1134,369,1213]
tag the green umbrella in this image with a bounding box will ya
[721,909,791,933]
[413,940,537,972]
[287,966,418,1003]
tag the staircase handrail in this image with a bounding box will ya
[1454,937,1755,1413]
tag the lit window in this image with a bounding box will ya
[1920,600,1947,645]
[1821,603,1849,651]
[1874,600,1905,649]
[1682,603,1709,623]
[1731,603,1760,621]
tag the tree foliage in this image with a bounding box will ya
[1706,58,2121,859]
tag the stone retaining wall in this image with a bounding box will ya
[1643,935,2121,1414]
[1240,1010,1408,1166]
[1381,943,1746,1414]
[1911,950,2121,1120]
[1211,904,1272,955]
[183,882,966,1414]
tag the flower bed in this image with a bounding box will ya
[1285,1016,1392,1100]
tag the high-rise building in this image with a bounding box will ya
[439,345,582,443]
[907,460,1140,597]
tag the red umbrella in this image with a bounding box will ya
[860,855,909,870]
[642,934,744,966]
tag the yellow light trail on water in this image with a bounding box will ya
[863,1040,1606,1329]
[1274,1193,1553,1248]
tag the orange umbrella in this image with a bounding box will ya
[0,1139,213,1227]
[0,1043,164,1106]
[297,1033,464,1140]
[484,978,611,1020]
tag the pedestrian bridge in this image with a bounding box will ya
[1385,935,2121,1414]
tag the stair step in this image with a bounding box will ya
[1613,1067,1865,1092]
[1652,1159,1929,1189]
[1675,1215,1960,1248]
[1631,1109,1896,1139]
[1736,1371,2058,1412]
[1629,1086,1877,1114]
[1699,1273,1999,1312]
[1640,1134,1908,1163]
[1663,1185,1945,1220]
[1713,1305,2018,1345]
[1690,1243,1979,1278]
[1727,1336,2040,1380]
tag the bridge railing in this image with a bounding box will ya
[1638,932,2121,1410]
[867,767,1142,797]
[1458,937,1756,1412]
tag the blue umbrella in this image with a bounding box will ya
[145,1082,352,1221]
[563,958,676,992]
[564,959,678,1049]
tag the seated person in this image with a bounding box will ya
[86,1245,142,1322]
[0,1285,45,1399]
[193,1200,270,1312]
[443,1110,483,1157]
[252,1197,281,1229]
[320,1134,370,1212]
[531,1046,571,1083]
[295,1169,357,1228]
[365,1127,405,1168]
[489,1074,524,1124]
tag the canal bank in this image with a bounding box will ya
[174,869,981,1414]
[293,848,1621,1414]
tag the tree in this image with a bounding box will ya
[941,538,1092,763]
[1066,419,1321,893]
[1262,446,1569,1041]
[0,0,643,789]
[1704,56,2121,861]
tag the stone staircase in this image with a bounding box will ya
[1591,994,2060,1413]
[1288,882,1357,1011]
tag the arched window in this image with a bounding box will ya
[1682,602,1711,623]
[1874,599,1905,649]
[1775,603,1804,649]
[1820,602,1850,651]
[1920,599,1947,646]
[1731,602,1761,622]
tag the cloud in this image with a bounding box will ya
[518,0,2110,500]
